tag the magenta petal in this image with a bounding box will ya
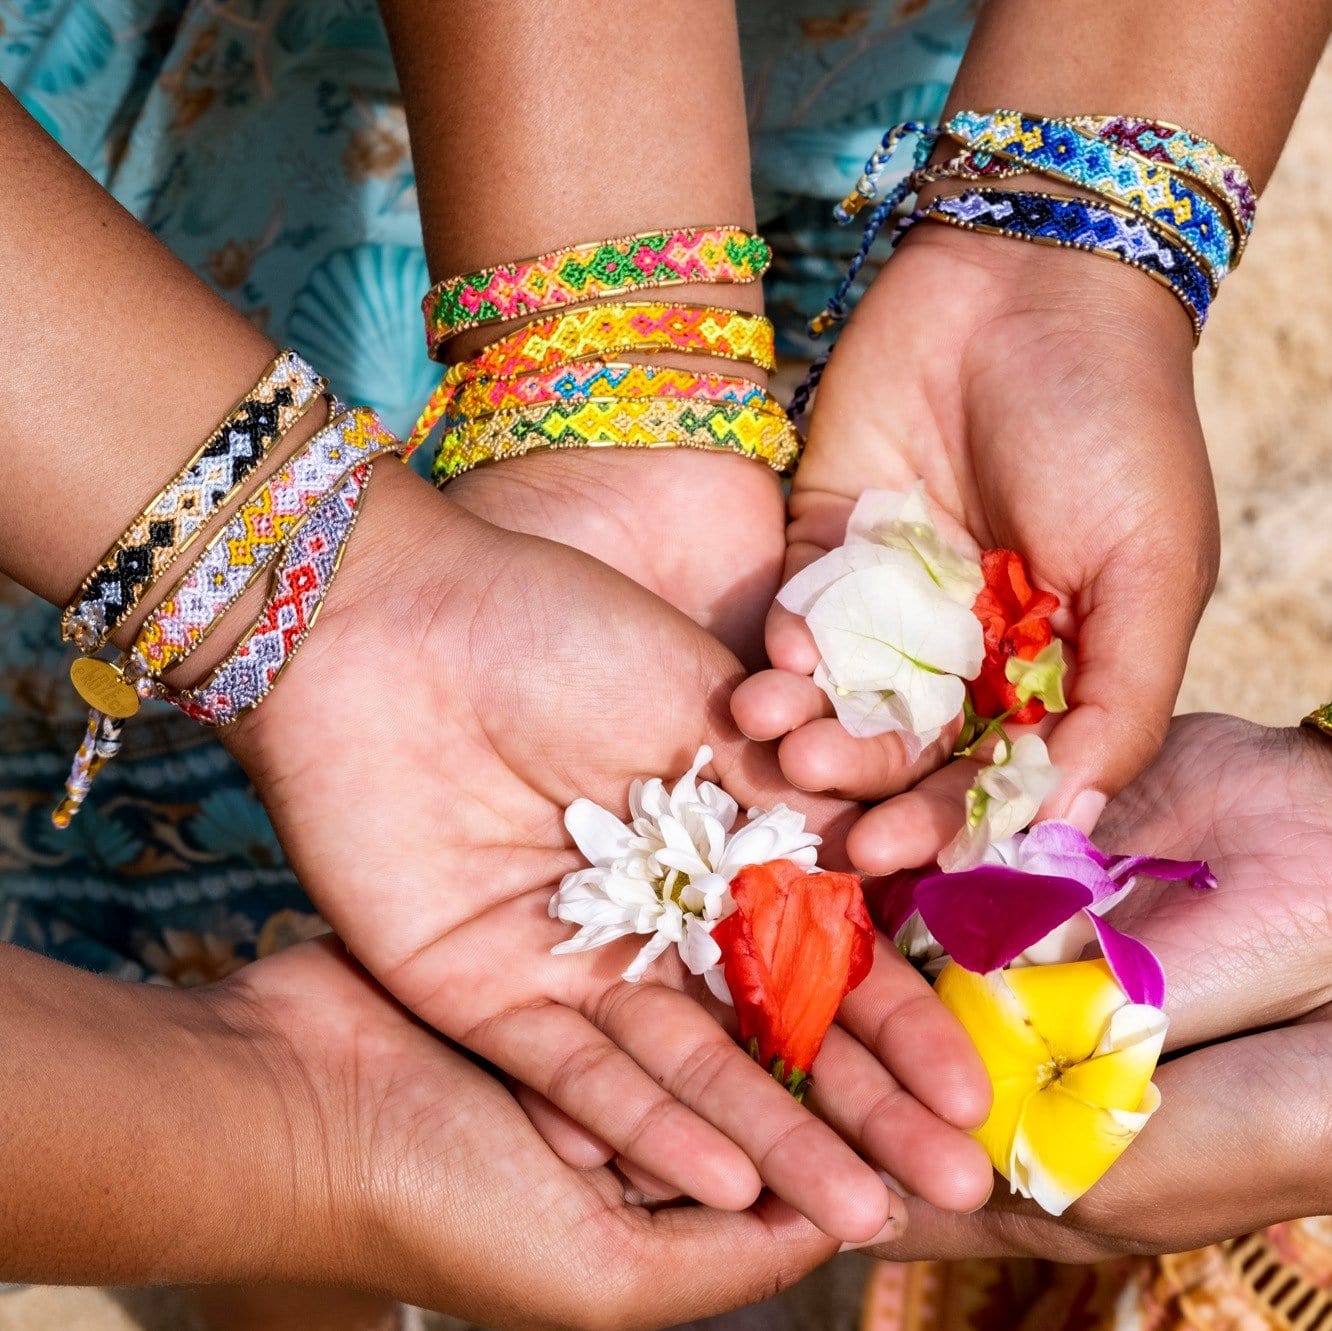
[915,866,1091,974]
[864,869,931,940]
[1018,820,1120,901]
[1105,854,1218,892]
[1088,913,1166,1008]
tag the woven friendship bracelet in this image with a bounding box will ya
[167,464,370,726]
[434,396,801,483]
[944,110,1234,280]
[423,227,771,350]
[132,405,397,679]
[921,189,1212,340]
[1066,116,1256,251]
[61,350,326,651]
[408,302,777,457]
[446,362,769,421]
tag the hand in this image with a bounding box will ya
[214,937,843,1327]
[734,224,1219,858]
[449,447,787,668]
[865,714,1332,1262]
[224,463,993,1242]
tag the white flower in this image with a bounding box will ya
[778,488,985,754]
[779,485,983,615]
[940,735,1058,872]
[549,746,821,998]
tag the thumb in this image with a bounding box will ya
[1043,541,1215,828]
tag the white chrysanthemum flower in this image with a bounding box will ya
[549,746,821,997]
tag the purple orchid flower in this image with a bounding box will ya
[885,821,1215,1009]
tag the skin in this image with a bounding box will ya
[736,0,1332,835]
[0,933,853,1330]
[871,714,1332,1262]
[0,85,993,1273]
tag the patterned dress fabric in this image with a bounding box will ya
[0,3,1324,1328]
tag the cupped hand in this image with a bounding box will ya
[863,714,1332,1262]
[217,936,841,1328]
[735,223,1218,854]
[448,446,787,668]
[223,462,993,1242]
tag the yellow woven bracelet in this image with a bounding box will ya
[1302,703,1332,741]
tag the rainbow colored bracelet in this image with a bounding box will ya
[423,227,771,350]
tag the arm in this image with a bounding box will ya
[376,0,786,664]
[740,1,1332,856]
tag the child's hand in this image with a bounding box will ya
[224,463,992,1242]
[734,224,1218,863]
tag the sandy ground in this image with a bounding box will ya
[5,45,1331,1331]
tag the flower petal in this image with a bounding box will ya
[622,930,674,983]
[1001,960,1131,1067]
[1105,854,1218,893]
[1086,914,1167,1008]
[813,663,939,753]
[915,866,1091,975]
[1063,1002,1168,1111]
[564,799,633,868]
[679,918,722,976]
[776,542,908,616]
[1015,821,1120,900]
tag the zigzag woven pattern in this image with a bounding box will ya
[924,189,1212,339]
[447,362,769,420]
[945,110,1233,280]
[423,228,771,350]
[434,396,801,482]
[170,465,368,726]
[1068,115,1256,244]
[134,404,397,674]
[62,349,326,650]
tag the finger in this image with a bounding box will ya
[472,1001,762,1212]
[731,668,832,742]
[595,982,897,1243]
[837,939,991,1131]
[765,541,829,676]
[778,717,957,800]
[846,761,980,874]
[810,1025,993,1213]
[1042,550,1212,823]
[617,1157,684,1204]
[515,1084,615,1169]
[621,1194,839,1328]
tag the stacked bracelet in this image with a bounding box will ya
[62,350,327,651]
[412,225,799,482]
[1303,703,1332,741]
[55,356,402,827]
[423,227,772,350]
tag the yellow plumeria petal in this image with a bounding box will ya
[1001,960,1127,1066]
[1060,1004,1168,1112]
[935,963,1046,1176]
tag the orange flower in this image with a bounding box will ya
[714,860,874,1096]
[971,549,1060,724]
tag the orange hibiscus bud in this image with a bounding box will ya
[714,860,875,1098]
[971,549,1061,724]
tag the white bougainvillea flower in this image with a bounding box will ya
[940,734,1058,872]
[780,486,984,615]
[936,958,1167,1216]
[549,746,821,998]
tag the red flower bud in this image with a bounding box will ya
[714,860,875,1097]
[971,549,1060,724]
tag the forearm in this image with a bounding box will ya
[947,0,1332,187]
[379,0,763,359]
[0,943,304,1286]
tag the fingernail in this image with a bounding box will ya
[623,1187,649,1207]
[838,1213,901,1253]
[1065,789,1107,834]
[875,1169,908,1198]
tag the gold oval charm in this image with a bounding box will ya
[70,657,141,718]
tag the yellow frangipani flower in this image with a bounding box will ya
[936,958,1167,1216]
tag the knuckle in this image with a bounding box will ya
[546,1039,625,1110]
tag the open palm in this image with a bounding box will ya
[224,464,992,1242]
[737,224,1218,855]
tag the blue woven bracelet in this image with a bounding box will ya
[920,189,1212,341]
[945,110,1234,282]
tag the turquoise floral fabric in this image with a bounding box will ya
[0,0,974,979]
